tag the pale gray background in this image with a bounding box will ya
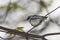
[0,0,60,40]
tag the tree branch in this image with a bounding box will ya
[0,26,60,40]
[43,33,60,37]
[0,26,43,38]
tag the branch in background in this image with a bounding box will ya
[3,0,11,22]
[0,1,26,10]
[0,26,60,40]
[45,6,60,16]
[0,26,43,38]
[43,33,60,37]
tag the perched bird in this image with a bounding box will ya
[27,15,47,27]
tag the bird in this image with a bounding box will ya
[27,15,47,27]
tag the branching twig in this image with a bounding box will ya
[0,26,42,38]
[0,26,60,40]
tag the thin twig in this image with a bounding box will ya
[43,33,60,37]
[0,26,43,38]
[0,26,60,40]
[4,0,11,21]
[45,6,60,16]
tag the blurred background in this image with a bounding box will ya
[0,0,60,40]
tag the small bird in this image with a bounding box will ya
[27,15,47,27]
